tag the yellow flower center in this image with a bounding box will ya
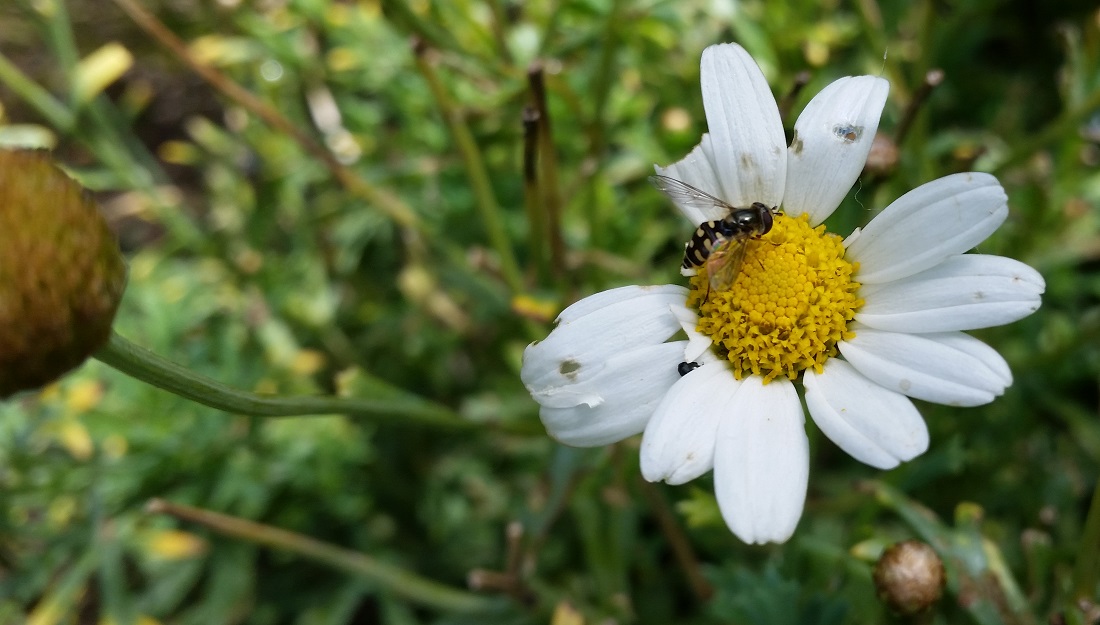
[689,213,862,382]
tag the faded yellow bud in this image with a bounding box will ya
[0,149,126,397]
[873,540,946,615]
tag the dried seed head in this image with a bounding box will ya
[873,540,946,615]
[864,132,899,176]
[0,149,126,396]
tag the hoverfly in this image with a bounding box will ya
[650,175,776,292]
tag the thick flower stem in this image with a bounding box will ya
[146,498,504,614]
[94,332,478,430]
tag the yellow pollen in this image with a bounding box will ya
[688,213,862,383]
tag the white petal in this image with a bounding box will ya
[846,173,1009,284]
[521,285,689,395]
[713,377,808,544]
[654,134,729,225]
[540,341,685,447]
[668,305,716,363]
[784,76,889,224]
[856,254,1045,332]
[556,284,689,324]
[698,43,786,208]
[804,359,928,469]
[640,361,740,485]
[839,329,1012,407]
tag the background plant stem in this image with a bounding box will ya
[146,498,504,614]
[1072,477,1100,602]
[413,42,525,296]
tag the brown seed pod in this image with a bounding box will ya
[873,540,946,615]
[864,132,899,177]
[0,149,127,397]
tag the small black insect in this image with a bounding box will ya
[651,175,775,291]
[677,361,702,376]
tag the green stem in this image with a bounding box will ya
[379,0,459,54]
[485,0,514,62]
[413,44,525,296]
[1071,476,1100,601]
[853,0,911,104]
[0,47,134,184]
[0,51,75,130]
[0,36,202,247]
[636,478,713,601]
[38,0,80,73]
[587,0,622,162]
[94,332,478,430]
[146,498,505,614]
[109,0,423,233]
[39,0,158,179]
[993,86,1100,174]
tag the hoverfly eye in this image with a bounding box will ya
[759,205,774,233]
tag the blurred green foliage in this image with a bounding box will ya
[0,0,1099,623]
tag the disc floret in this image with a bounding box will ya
[691,213,862,382]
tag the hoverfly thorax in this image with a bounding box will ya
[730,202,774,236]
[719,202,773,239]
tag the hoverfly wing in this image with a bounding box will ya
[649,175,737,212]
[706,236,752,292]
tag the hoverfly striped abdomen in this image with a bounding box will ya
[682,221,726,270]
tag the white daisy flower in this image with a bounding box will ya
[520,43,1044,544]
